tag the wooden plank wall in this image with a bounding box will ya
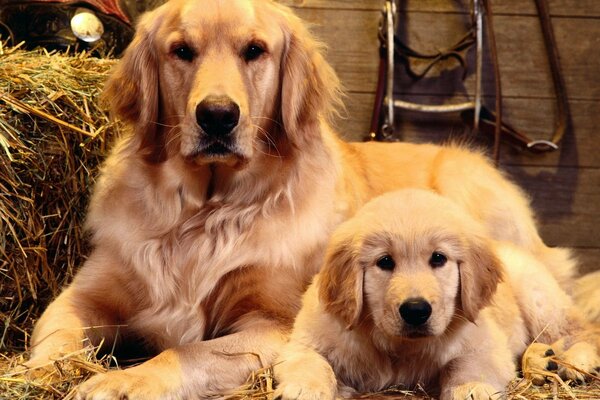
[280,0,600,275]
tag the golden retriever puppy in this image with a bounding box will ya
[21,0,579,399]
[274,190,600,400]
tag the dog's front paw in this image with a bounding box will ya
[75,366,179,400]
[451,382,499,400]
[274,380,336,400]
[556,341,600,383]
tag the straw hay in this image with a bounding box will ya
[0,44,599,399]
[0,42,120,353]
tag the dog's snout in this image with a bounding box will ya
[399,298,432,326]
[195,96,240,136]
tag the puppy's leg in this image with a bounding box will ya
[555,339,600,382]
[273,340,337,400]
[539,329,600,383]
[523,316,600,384]
[439,348,513,400]
[75,320,287,400]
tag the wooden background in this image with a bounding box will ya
[280,0,600,275]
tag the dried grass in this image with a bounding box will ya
[0,44,598,399]
[0,42,120,353]
[0,346,109,400]
[4,353,597,400]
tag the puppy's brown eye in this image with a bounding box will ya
[376,255,395,271]
[429,252,447,268]
[243,43,265,62]
[173,44,195,62]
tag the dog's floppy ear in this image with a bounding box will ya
[459,235,503,323]
[318,232,363,329]
[278,11,343,145]
[102,9,164,163]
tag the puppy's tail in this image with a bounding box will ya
[573,270,600,324]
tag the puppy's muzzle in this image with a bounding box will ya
[399,297,432,326]
[196,95,240,137]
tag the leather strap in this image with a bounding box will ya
[370,0,570,158]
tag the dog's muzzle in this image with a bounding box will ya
[189,95,248,167]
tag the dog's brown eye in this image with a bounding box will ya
[173,44,195,62]
[243,43,265,62]
[429,252,447,268]
[376,255,395,271]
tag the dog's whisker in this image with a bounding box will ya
[253,124,283,159]
[151,121,179,128]
[250,115,283,128]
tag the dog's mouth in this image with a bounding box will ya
[186,139,249,169]
[402,327,432,339]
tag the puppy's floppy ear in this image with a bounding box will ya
[318,233,363,329]
[102,9,164,163]
[459,235,503,322]
[278,11,343,145]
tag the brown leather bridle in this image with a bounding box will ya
[369,0,570,163]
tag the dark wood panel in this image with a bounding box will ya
[505,166,600,249]
[297,9,600,101]
[283,0,600,17]
[575,249,600,275]
[337,93,600,169]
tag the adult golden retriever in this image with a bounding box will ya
[274,190,600,400]
[22,0,576,398]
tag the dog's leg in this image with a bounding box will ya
[20,256,129,379]
[75,321,288,400]
[23,287,89,373]
[273,340,338,400]
[22,285,123,379]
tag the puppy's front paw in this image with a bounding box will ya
[274,381,336,400]
[75,367,179,400]
[273,347,338,400]
[451,382,499,400]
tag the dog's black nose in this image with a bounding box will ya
[196,96,240,137]
[399,298,432,326]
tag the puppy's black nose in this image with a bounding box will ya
[399,298,432,326]
[196,95,240,137]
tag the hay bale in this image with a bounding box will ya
[0,42,120,352]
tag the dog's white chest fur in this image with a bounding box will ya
[96,168,337,349]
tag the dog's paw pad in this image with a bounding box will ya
[546,360,558,371]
